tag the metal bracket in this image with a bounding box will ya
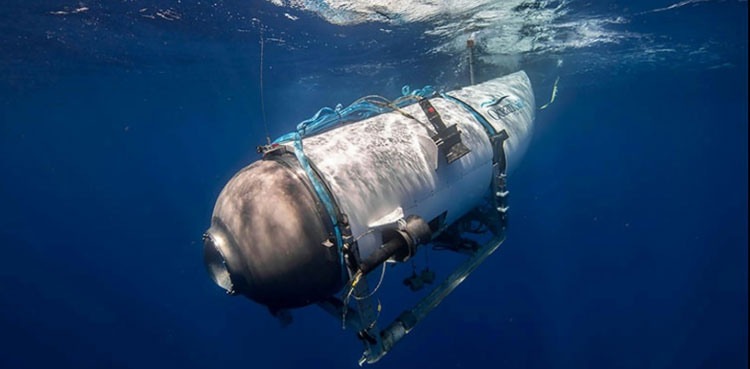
[418,98,471,164]
[491,130,510,226]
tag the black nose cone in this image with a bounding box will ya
[204,158,344,308]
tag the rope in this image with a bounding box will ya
[273,84,436,144]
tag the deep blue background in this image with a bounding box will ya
[1,1,747,368]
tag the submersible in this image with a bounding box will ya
[203,71,535,363]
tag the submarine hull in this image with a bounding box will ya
[204,71,535,308]
[299,71,535,259]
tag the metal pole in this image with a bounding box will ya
[467,36,476,85]
[366,234,506,364]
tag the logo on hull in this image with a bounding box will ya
[482,95,525,120]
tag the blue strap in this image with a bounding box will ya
[272,85,438,281]
[440,93,497,136]
[290,133,346,280]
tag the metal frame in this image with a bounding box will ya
[318,229,505,365]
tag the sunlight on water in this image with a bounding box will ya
[266,0,742,76]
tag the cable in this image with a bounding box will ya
[259,27,271,145]
[340,271,362,328]
[353,228,376,243]
[353,262,388,300]
[366,298,382,330]
[340,260,388,328]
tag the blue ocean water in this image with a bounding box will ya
[0,1,747,368]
